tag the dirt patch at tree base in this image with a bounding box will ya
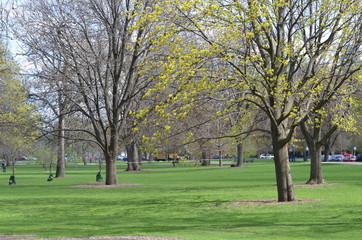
[295,182,339,186]
[71,184,143,188]
[229,198,324,205]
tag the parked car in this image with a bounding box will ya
[343,154,356,162]
[18,156,28,161]
[259,154,274,159]
[116,155,127,161]
[330,154,344,162]
[322,155,332,162]
[356,153,362,162]
[154,153,179,162]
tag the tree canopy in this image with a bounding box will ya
[141,0,362,201]
[0,43,38,160]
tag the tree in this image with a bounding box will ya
[146,0,362,201]
[10,0,76,179]
[14,0,158,185]
[300,95,358,184]
[32,141,57,174]
[28,69,71,178]
[300,113,336,184]
[0,44,38,182]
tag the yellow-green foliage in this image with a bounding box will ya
[0,44,38,153]
[139,0,362,143]
[32,142,57,167]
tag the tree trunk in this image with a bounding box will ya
[306,144,325,184]
[271,124,296,202]
[300,118,326,184]
[200,151,210,166]
[105,127,119,185]
[303,149,308,162]
[83,157,87,166]
[235,142,244,167]
[172,159,177,167]
[132,145,140,170]
[126,144,132,171]
[105,152,118,185]
[138,148,143,166]
[126,142,140,171]
[324,142,331,162]
[218,150,222,167]
[55,112,65,178]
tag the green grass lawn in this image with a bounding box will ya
[0,161,361,239]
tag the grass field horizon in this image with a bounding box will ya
[0,161,361,239]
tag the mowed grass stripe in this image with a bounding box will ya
[0,162,361,239]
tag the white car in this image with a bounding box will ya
[330,154,344,162]
[321,154,332,162]
[116,155,128,161]
[259,154,274,159]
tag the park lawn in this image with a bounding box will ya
[0,161,361,240]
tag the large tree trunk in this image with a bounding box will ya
[307,144,325,184]
[200,151,210,166]
[55,112,65,178]
[105,128,119,185]
[235,142,244,167]
[271,124,296,202]
[126,142,140,171]
[105,152,118,185]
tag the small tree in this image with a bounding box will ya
[32,142,57,180]
[301,94,359,184]
[0,43,38,184]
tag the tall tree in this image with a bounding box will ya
[147,0,362,201]
[14,0,157,185]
